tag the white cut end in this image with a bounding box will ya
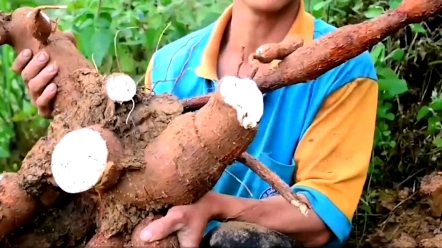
[105,73,137,102]
[51,128,109,194]
[0,174,3,182]
[219,76,264,129]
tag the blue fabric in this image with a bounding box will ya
[151,18,377,247]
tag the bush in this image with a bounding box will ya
[1,0,441,246]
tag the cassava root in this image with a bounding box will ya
[180,0,442,112]
[238,153,310,215]
[0,6,286,244]
[0,0,440,245]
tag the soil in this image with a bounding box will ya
[0,194,97,248]
[362,172,442,247]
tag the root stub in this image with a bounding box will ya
[237,153,310,215]
[51,125,123,194]
[1,194,97,248]
[0,173,38,239]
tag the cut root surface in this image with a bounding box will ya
[219,76,264,129]
[105,73,137,102]
[51,128,109,193]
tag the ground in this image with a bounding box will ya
[355,172,442,247]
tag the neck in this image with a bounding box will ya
[223,0,301,56]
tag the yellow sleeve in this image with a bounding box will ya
[144,55,155,94]
[294,78,378,221]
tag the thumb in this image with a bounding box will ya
[140,213,184,242]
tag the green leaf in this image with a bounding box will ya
[433,138,442,148]
[116,46,136,73]
[377,67,399,80]
[313,0,330,11]
[410,24,426,34]
[371,43,386,64]
[429,99,442,111]
[428,116,442,134]
[388,0,402,9]
[0,147,10,159]
[416,106,431,121]
[378,78,408,98]
[384,113,395,121]
[95,12,113,29]
[385,48,405,61]
[89,29,114,67]
[364,6,384,19]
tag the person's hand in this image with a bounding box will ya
[139,196,215,247]
[11,31,76,118]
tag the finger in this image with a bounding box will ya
[28,63,58,102]
[63,31,77,47]
[21,51,50,83]
[140,211,185,242]
[35,83,57,118]
[11,49,33,73]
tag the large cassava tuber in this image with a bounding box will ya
[0,0,440,246]
[0,6,300,246]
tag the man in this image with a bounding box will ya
[12,0,378,247]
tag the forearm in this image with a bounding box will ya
[204,191,332,247]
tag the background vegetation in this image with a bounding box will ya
[1,0,441,246]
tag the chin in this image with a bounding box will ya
[245,0,297,13]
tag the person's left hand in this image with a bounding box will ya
[139,196,214,247]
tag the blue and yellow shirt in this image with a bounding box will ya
[145,1,378,247]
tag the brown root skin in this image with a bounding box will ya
[0,6,183,241]
[1,194,97,248]
[94,78,261,237]
[0,69,108,239]
[237,153,310,215]
[253,36,304,64]
[0,173,38,239]
[3,7,92,116]
[106,77,258,209]
[86,232,127,248]
[131,215,179,247]
[90,125,124,192]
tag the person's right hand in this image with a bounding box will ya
[11,32,76,118]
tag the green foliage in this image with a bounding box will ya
[308,0,441,245]
[0,0,441,245]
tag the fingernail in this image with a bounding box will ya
[38,52,47,62]
[22,49,31,58]
[47,64,56,72]
[48,83,56,91]
[140,229,152,241]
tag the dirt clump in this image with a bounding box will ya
[367,172,442,247]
